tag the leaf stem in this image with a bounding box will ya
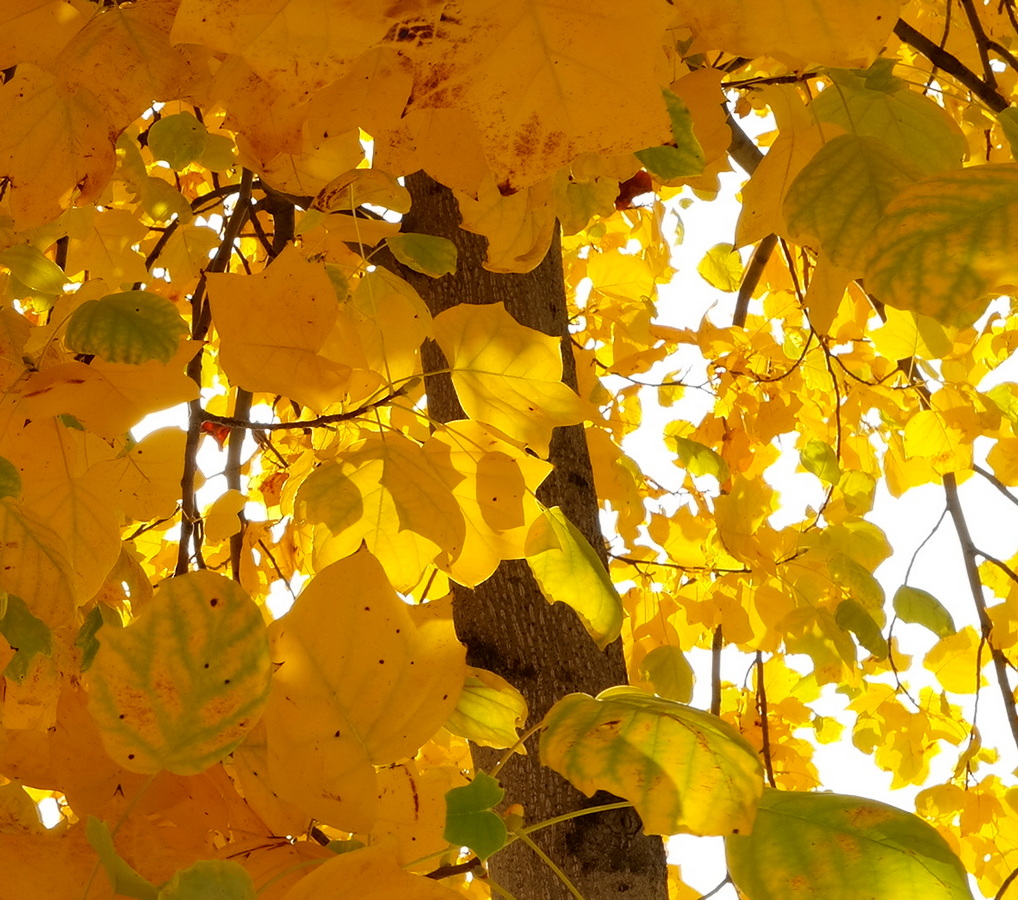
[512,829,587,900]
[515,800,633,837]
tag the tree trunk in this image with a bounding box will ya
[388,173,669,900]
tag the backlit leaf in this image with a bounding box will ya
[726,788,972,900]
[893,586,956,638]
[445,666,529,751]
[865,164,1018,325]
[784,134,923,270]
[443,772,508,861]
[835,599,888,660]
[525,506,624,650]
[0,244,66,295]
[0,456,21,499]
[697,243,744,292]
[265,550,465,832]
[638,646,695,704]
[65,291,188,365]
[800,440,841,485]
[86,570,271,774]
[433,302,585,455]
[673,437,730,482]
[540,687,763,836]
[635,90,705,181]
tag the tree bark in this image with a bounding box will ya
[387,173,669,900]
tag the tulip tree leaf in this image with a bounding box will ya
[0,244,66,295]
[525,505,623,650]
[86,570,271,774]
[0,456,21,499]
[147,112,208,171]
[385,233,458,277]
[0,593,52,682]
[726,788,973,900]
[639,646,695,703]
[157,860,255,900]
[893,586,956,637]
[800,440,841,485]
[443,772,508,861]
[64,290,188,365]
[445,667,528,751]
[865,164,1018,326]
[635,89,705,180]
[540,686,763,836]
[85,816,158,900]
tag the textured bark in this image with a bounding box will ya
[387,173,669,900]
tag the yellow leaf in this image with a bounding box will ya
[445,666,529,752]
[204,489,247,543]
[924,626,985,694]
[433,302,585,455]
[208,245,351,412]
[525,506,624,650]
[86,570,272,774]
[91,428,192,521]
[265,551,465,831]
[697,243,744,292]
[674,0,898,68]
[0,0,85,70]
[0,65,115,229]
[865,164,1018,325]
[540,687,763,836]
[0,497,76,628]
[903,409,971,474]
[871,305,953,361]
[282,842,464,900]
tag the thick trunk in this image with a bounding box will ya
[390,173,669,900]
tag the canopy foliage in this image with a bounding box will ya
[0,0,1016,898]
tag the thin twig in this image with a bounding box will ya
[734,234,777,328]
[710,626,724,716]
[199,386,409,431]
[973,463,1018,509]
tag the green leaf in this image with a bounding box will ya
[540,687,763,836]
[0,594,52,682]
[85,816,158,900]
[696,243,744,292]
[0,455,21,499]
[444,667,528,751]
[800,440,841,485]
[784,134,923,271]
[893,586,956,637]
[812,67,966,175]
[385,233,458,277]
[864,164,1018,325]
[673,437,730,482]
[525,506,624,650]
[0,244,66,295]
[75,603,121,673]
[726,789,973,900]
[828,553,885,619]
[443,772,508,861]
[86,570,271,775]
[835,599,888,660]
[157,860,256,900]
[148,112,209,171]
[638,646,694,703]
[65,290,189,365]
[634,89,704,180]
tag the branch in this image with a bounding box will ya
[710,626,723,716]
[199,386,410,432]
[894,18,1009,112]
[973,463,1018,509]
[733,234,777,328]
[755,652,777,788]
[226,388,252,583]
[943,472,1018,753]
[425,857,484,880]
[958,0,999,88]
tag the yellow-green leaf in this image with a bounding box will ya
[157,860,255,900]
[784,134,923,270]
[85,816,158,900]
[540,686,763,836]
[835,599,888,660]
[634,89,705,181]
[864,164,1018,325]
[0,594,52,682]
[673,436,730,482]
[697,243,744,292]
[726,788,972,900]
[893,586,956,638]
[444,667,528,751]
[86,570,271,774]
[433,302,585,455]
[525,506,624,650]
[385,233,457,277]
[147,112,208,171]
[638,646,695,703]
[0,244,66,295]
[64,290,188,365]
[811,66,966,175]
[0,456,21,499]
[800,440,840,485]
